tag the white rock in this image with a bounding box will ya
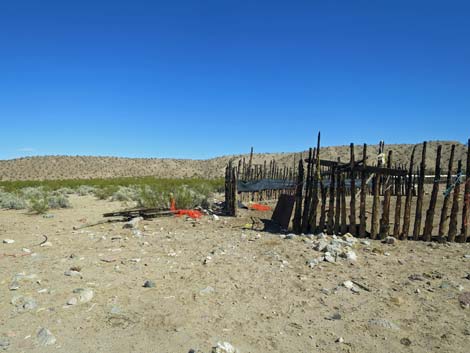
[383,236,396,245]
[67,297,78,305]
[343,280,354,289]
[212,341,239,353]
[344,250,357,262]
[2,239,14,244]
[212,214,220,221]
[37,328,56,346]
[336,337,345,343]
[360,240,371,246]
[73,288,94,303]
[123,217,143,229]
[324,252,336,263]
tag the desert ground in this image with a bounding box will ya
[1,194,469,353]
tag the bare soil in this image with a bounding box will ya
[1,195,470,353]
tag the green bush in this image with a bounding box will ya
[0,191,28,210]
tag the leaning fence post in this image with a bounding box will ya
[413,142,427,240]
[460,139,470,243]
[308,132,321,232]
[301,148,314,233]
[401,146,416,240]
[423,145,442,240]
[327,166,336,234]
[438,145,455,239]
[293,158,304,233]
[448,160,462,242]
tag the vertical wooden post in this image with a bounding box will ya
[293,158,304,233]
[334,170,341,234]
[319,182,327,232]
[423,145,442,240]
[308,132,321,232]
[402,146,417,240]
[327,166,336,234]
[301,148,313,233]
[380,151,393,238]
[340,172,347,234]
[448,160,462,242]
[231,165,237,216]
[438,145,455,242]
[460,139,470,243]
[393,174,402,238]
[413,142,427,240]
[359,144,368,237]
[371,172,381,239]
[349,143,357,235]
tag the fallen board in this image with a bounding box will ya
[271,194,295,230]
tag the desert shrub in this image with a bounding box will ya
[48,194,71,209]
[20,187,45,200]
[137,185,169,209]
[111,186,140,202]
[28,193,50,214]
[173,185,209,209]
[76,185,96,196]
[0,191,28,210]
[56,187,75,195]
[93,186,117,200]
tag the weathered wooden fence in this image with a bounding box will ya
[225,135,470,242]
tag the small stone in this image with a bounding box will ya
[343,280,354,289]
[64,270,81,277]
[212,214,220,221]
[0,337,10,350]
[11,295,37,312]
[409,274,424,281]
[368,318,400,330]
[344,250,357,262]
[400,338,412,346]
[40,241,52,247]
[122,217,143,229]
[2,239,14,244]
[326,312,342,320]
[324,252,336,263]
[321,288,331,295]
[463,254,470,259]
[458,292,470,309]
[9,281,20,291]
[415,288,421,294]
[73,288,94,303]
[37,328,56,346]
[212,341,239,353]
[67,297,78,306]
[285,233,296,240]
[307,259,320,268]
[382,236,396,245]
[360,240,371,246]
[22,248,31,253]
[336,337,344,343]
[143,280,156,288]
[199,286,215,295]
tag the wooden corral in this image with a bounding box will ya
[225,134,470,242]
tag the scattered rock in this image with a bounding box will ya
[67,297,78,306]
[400,338,412,346]
[143,280,156,288]
[343,280,354,289]
[324,252,336,263]
[368,318,400,330]
[458,292,470,309]
[73,288,94,303]
[382,236,396,245]
[0,337,10,351]
[306,259,320,268]
[37,328,56,346]
[409,274,424,281]
[285,233,297,240]
[200,286,215,295]
[123,217,143,229]
[2,239,14,244]
[64,270,82,278]
[325,312,342,320]
[336,337,344,343]
[463,254,470,259]
[212,342,239,353]
[11,295,37,312]
[212,214,220,221]
[344,250,357,262]
[9,281,20,291]
[360,240,371,246]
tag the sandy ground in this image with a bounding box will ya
[1,195,470,353]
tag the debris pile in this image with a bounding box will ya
[303,233,359,267]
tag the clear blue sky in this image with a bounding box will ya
[1,0,469,160]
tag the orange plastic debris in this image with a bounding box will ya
[173,209,203,219]
[249,203,271,211]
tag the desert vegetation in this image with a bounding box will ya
[0,177,223,213]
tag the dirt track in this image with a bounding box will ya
[1,195,470,352]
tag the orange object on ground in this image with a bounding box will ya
[173,209,203,219]
[169,197,202,219]
[249,203,271,211]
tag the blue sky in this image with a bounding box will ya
[0,0,469,160]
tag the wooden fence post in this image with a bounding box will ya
[308,132,321,232]
[371,172,381,239]
[423,145,442,240]
[349,143,357,235]
[380,151,393,238]
[359,144,368,237]
[438,145,455,240]
[293,158,304,233]
[301,148,313,233]
[448,160,462,242]
[393,174,402,238]
[460,139,470,243]
[327,166,336,234]
[413,142,427,240]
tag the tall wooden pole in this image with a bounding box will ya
[448,160,462,242]
[423,145,442,240]
[438,145,455,239]
[460,139,470,243]
[349,143,357,235]
[413,142,427,240]
[380,151,393,238]
[359,144,368,237]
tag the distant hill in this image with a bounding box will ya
[0,141,467,181]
